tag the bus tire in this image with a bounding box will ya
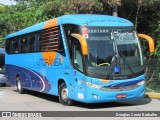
[58,82,74,106]
[16,77,25,94]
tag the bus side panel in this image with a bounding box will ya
[5,52,71,95]
[33,67,60,96]
[5,53,49,92]
[5,64,52,93]
[6,64,19,85]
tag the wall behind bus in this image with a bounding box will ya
[145,57,160,93]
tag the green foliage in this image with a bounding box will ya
[39,0,103,20]
[121,0,160,57]
[141,0,160,57]
[138,0,160,34]
[0,0,104,48]
[0,0,160,51]
[0,1,39,47]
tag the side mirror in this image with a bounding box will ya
[71,34,88,55]
[138,34,155,53]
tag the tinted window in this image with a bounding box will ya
[5,39,11,54]
[11,38,19,54]
[20,36,28,53]
[73,40,83,72]
[39,26,65,56]
[57,30,65,56]
[27,32,40,53]
[6,26,65,55]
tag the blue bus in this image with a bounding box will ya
[5,14,154,105]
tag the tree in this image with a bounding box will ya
[0,0,160,49]
[99,0,122,17]
[0,0,39,47]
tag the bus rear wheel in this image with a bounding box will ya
[59,82,74,106]
[16,77,25,94]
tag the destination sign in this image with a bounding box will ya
[88,28,109,34]
[113,30,136,44]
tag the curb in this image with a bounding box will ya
[145,92,160,99]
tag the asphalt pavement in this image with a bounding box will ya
[0,86,160,120]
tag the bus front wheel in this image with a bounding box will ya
[16,77,25,94]
[59,82,74,106]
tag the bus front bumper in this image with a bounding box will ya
[83,84,145,103]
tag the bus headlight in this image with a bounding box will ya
[82,80,102,89]
[137,80,145,86]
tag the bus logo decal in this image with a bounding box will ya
[38,52,63,66]
[37,56,63,66]
[42,52,57,66]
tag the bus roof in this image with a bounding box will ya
[6,14,133,39]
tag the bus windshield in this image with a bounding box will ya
[81,27,143,79]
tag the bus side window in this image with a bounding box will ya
[35,32,40,52]
[6,39,12,54]
[66,30,72,60]
[63,24,79,60]
[57,29,65,56]
[73,40,83,72]
[29,33,36,52]
[39,27,58,52]
[12,38,19,54]
[20,36,28,53]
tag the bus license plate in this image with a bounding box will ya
[117,94,126,98]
